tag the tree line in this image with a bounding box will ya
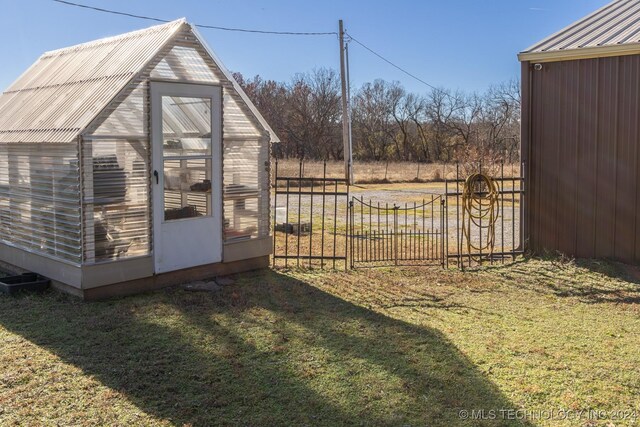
[233,68,521,164]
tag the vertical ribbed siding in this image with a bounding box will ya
[0,143,81,262]
[525,54,640,263]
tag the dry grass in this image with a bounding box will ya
[1,256,639,426]
[274,160,521,184]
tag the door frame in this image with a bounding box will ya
[150,81,223,273]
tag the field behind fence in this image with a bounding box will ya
[273,159,521,184]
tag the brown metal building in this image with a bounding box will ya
[519,0,640,264]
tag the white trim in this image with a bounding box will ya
[518,42,640,63]
[150,81,223,274]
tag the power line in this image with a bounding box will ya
[52,0,436,89]
[345,33,438,90]
[52,0,337,36]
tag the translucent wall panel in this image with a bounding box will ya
[0,143,81,262]
[92,83,146,137]
[150,45,220,83]
[223,95,265,139]
[82,139,150,262]
[149,40,270,243]
[149,43,261,139]
[223,139,269,240]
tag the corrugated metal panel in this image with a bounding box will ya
[524,54,640,263]
[0,143,81,262]
[523,0,640,54]
[0,19,185,143]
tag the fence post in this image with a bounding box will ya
[456,163,463,271]
[348,199,354,269]
[393,204,399,266]
[520,160,526,257]
[445,196,449,268]
[444,179,449,269]
[344,178,350,271]
[273,159,278,267]
[438,200,444,268]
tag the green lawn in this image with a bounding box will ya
[1,257,639,426]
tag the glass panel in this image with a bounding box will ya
[162,96,211,157]
[162,95,212,222]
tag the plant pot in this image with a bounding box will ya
[0,273,50,295]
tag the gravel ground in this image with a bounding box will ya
[272,182,521,262]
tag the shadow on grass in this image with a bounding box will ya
[478,254,640,305]
[0,270,532,426]
[574,258,640,285]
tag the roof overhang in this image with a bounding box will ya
[519,42,640,63]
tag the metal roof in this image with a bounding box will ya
[519,0,640,62]
[0,19,279,144]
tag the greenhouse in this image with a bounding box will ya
[0,19,276,299]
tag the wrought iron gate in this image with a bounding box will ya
[349,196,446,267]
[272,160,524,270]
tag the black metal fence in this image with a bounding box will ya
[272,160,523,270]
[444,163,524,269]
[349,196,445,267]
[272,160,349,269]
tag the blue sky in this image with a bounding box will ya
[0,0,608,94]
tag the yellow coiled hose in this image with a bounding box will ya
[461,173,500,258]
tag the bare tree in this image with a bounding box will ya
[424,88,465,162]
[483,79,521,162]
[351,80,398,161]
[236,68,521,165]
[284,68,342,160]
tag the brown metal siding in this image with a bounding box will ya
[524,54,640,263]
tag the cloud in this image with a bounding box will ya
[529,7,549,11]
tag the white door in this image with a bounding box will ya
[151,82,222,274]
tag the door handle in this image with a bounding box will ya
[153,170,159,184]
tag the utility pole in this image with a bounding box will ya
[339,19,352,184]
